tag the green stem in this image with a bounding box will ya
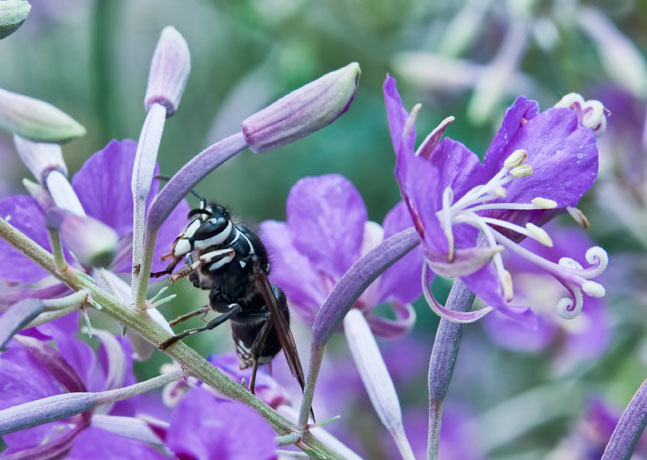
[47,228,67,271]
[0,218,346,460]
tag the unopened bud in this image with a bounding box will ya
[510,164,533,177]
[526,223,553,247]
[242,62,360,153]
[46,210,119,268]
[0,0,30,39]
[14,135,67,182]
[531,197,557,209]
[0,88,86,142]
[504,149,528,169]
[144,26,191,117]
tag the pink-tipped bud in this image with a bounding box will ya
[242,62,360,153]
[144,26,191,117]
[13,135,67,182]
[46,210,119,268]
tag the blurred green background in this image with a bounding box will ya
[1,0,646,458]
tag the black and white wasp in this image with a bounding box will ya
[152,198,306,395]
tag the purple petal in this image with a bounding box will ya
[0,195,51,283]
[460,264,537,328]
[365,302,416,338]
[72,139,146,237]
[375,201,423,304]
[260,220,327,319]
[54,334,103,392]
[383,75,415,155]
[0,283,71,308]
[486,107,598,211]
[286,174,367,279]
[482,96,539,176]
[425,245,503,279]
[483,310,556,352]
[166,388,277,460]
[68,427,166,460]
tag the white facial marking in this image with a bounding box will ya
[194,221,233,249]
[200,249,234,263]
[184,219,201,238]
[239,260,247,268]
[173,238,192,257]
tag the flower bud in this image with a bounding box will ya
[46,210,119,268]
[0,0,30,39]
[0,88,86,142]
[13,135,67,182]
[242,62,360,153]
[144,26,191,117]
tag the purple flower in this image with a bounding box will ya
[165,387,277,460]
[0,139,189,284]
[260,174,423,338]
[0,332,164,459]
[384,75,608,326]
[483,225,611,364]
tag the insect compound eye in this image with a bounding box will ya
[193,217,233,247]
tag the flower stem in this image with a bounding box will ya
[299,226,420,428]
[0,217,347,460]
[427,279,475,460]
[602,377,647,460]
[47,228,67,271]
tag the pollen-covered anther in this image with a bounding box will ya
[525,223,553,247]
[531,197,557,209]
[567,206,590,229]
[500,269,514,301]
[510,164,533,178]
[503,148,528,168]
[494,186,507,198]
[581,100,607,136]
[554,93,585,111]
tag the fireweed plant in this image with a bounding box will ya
[0,19,642,460]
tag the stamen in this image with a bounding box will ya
[555,284,583,319]
[402,103,422,141]
[494,186,507,197]
[441,186,455,261]
[566,205,590,229]
[582,280,605,298]
[525,223,553,247]
[503,149,528,168]
[510,164,533,177]
[501,269,514,301]
[531,197,557,209]
[584,246,608,278]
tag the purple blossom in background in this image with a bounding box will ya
[483,225,611,364]
[165,387,277,460]
[0,139,189,284]
[0,332,164,459]
[384,75,608,326]
[260,173,423,338]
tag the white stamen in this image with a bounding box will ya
[558,257,583,270]
[584,246,608,278]
[525,223,554,247]
[494,186,507,197]
[554,93,585,110]
[531,197,557,209]
[503,149,528,168]
[582,281,605,298]
[510,164,533,177]
[566,206,590,229]
[402,103,422,141]
[555,286,583,319]
[441,186,455,261]
[501,269,514,301]
[581,100,607,136]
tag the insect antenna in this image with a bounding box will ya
[154,174,205,201]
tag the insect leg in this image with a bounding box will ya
[168,305,211,327]
[159,304,241,350]
[247,316,274,395]
[150,255,183,278]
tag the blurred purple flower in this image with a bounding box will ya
[165,387,277,460]
[483,225,611,364]
[550,398,647,459]
[0,139,189,284]
[0,332,164,459]
[384,75,607,326]
[260,174,423,338]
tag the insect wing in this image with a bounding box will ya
[252,262,306,391]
